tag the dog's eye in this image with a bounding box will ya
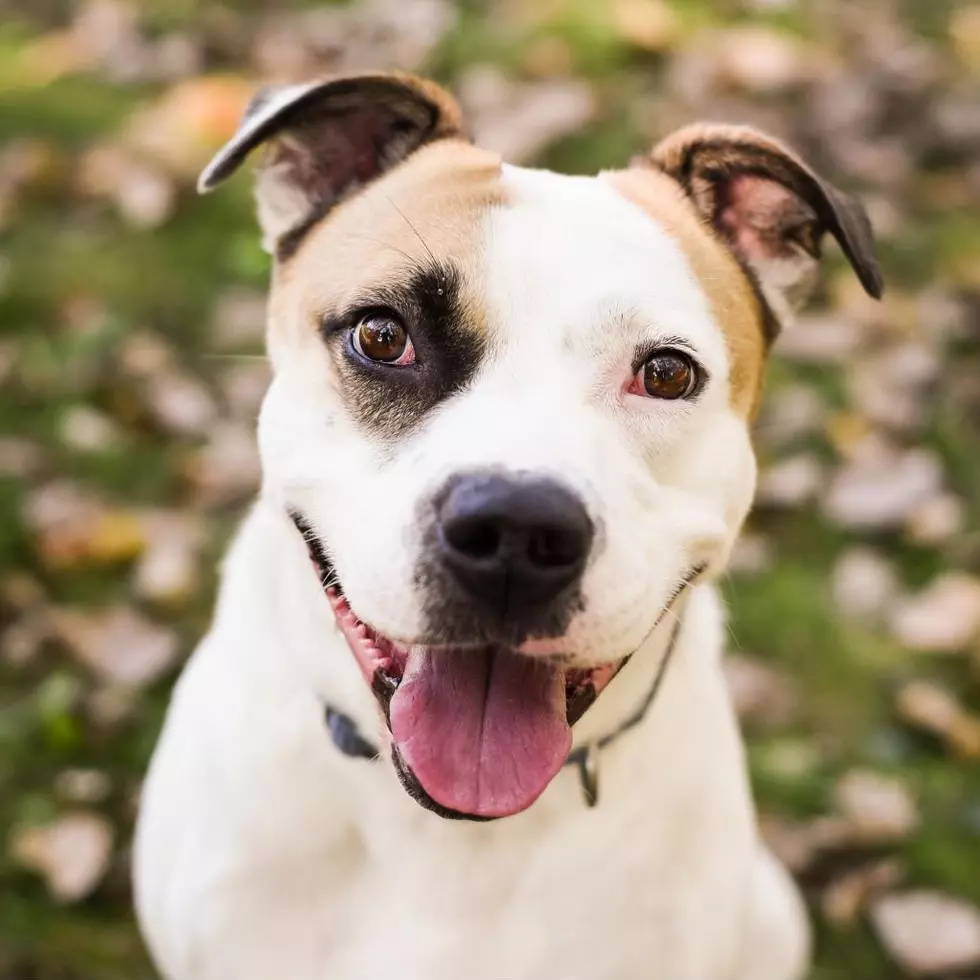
[351,313,415,365]
[629,350,699,400]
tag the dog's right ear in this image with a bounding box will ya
[198,73,465,254]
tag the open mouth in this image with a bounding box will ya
[325,584,626,820]
[296,512,700,821]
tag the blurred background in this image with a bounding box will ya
[0,0,978,977]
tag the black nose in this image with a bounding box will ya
[435,474,594,617]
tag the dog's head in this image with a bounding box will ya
[202,73,881,820]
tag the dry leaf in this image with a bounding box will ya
[24,482,146,570]
[871,891,980,976]
[133,511,207,605]
[11,812,114,903]
[51,604,179,688]
[889,574,980,653]
[183,421,261,505]
[831,548,899,622]
[610,0,679,52]
[823,446,942,531]
[723,654,798,729]
[755,454,825,508]
[459,68,597,164]
[833,769,919,842]
[821,859,904,927]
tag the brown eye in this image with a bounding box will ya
[351,313,415,365]
[640,351,697,400]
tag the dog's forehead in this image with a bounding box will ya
[486,165,728,363]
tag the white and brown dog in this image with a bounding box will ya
[134,73,882,980]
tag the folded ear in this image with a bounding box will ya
[648,124,883,328]
[198,73,466,254]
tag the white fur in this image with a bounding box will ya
[134,162,809,980]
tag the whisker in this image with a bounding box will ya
[347,233,420,266]
[383,194,438,269]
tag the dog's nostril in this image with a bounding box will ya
[527,527,580,569]
[445,518,500,561]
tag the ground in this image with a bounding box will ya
[1,1,979,978]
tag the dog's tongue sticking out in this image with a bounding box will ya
[388,647,572,818]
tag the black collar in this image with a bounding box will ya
[320,611,686,809]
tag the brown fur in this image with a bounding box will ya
[605,168,768,419]
[270,140,504,344]
[267,141,507,444]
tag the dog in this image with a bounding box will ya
[133,72,882,980]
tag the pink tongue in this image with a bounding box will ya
[388,647,571,818]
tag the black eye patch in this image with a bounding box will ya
[320,261,487,440]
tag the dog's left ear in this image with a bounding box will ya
[647,124,883,326]
[198,73,465,253]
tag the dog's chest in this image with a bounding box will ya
[180,763,753,980]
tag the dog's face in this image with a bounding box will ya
[203,74,881,820]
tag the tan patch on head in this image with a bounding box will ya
[605,167,767,418]
[268,140,505,350]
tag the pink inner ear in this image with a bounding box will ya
[287,104,415,206]
[715,173,810,263]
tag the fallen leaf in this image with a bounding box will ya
[123,76,254,180]
[54,769,112,804]
[459,68,597,164]
[78,144,175,228]
[950,6,980,70]
[755,453,825,508]
[833,769,919,842]
[715,27,814,93]
[59,406,122,454]
[0,607,52,668]
[0,437,44,477]
[50,604,179,688]
[212,289,268,349]
[831,548,899,622]
[759,813,852,876]
[253,0,456,80]
[183,421,261,505]
[728,532,774,576]
[821,859,904,927]
[848,342,938,435]
[889,573,980,653]
[895,680,980,758]
[118,330,174,378]
[220,361,272,420]
[610,0,679,52]
[823,445,943,530]
[896,679,961,735]
[24,482,146,570]
[145,370,218,437]
[905,492,967,546]
[754,384,826,450]
[133,511,207,605]
[723,654,798,729]
[10,811,114,903]
[870,890,980,976]
[774,313,864,364]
